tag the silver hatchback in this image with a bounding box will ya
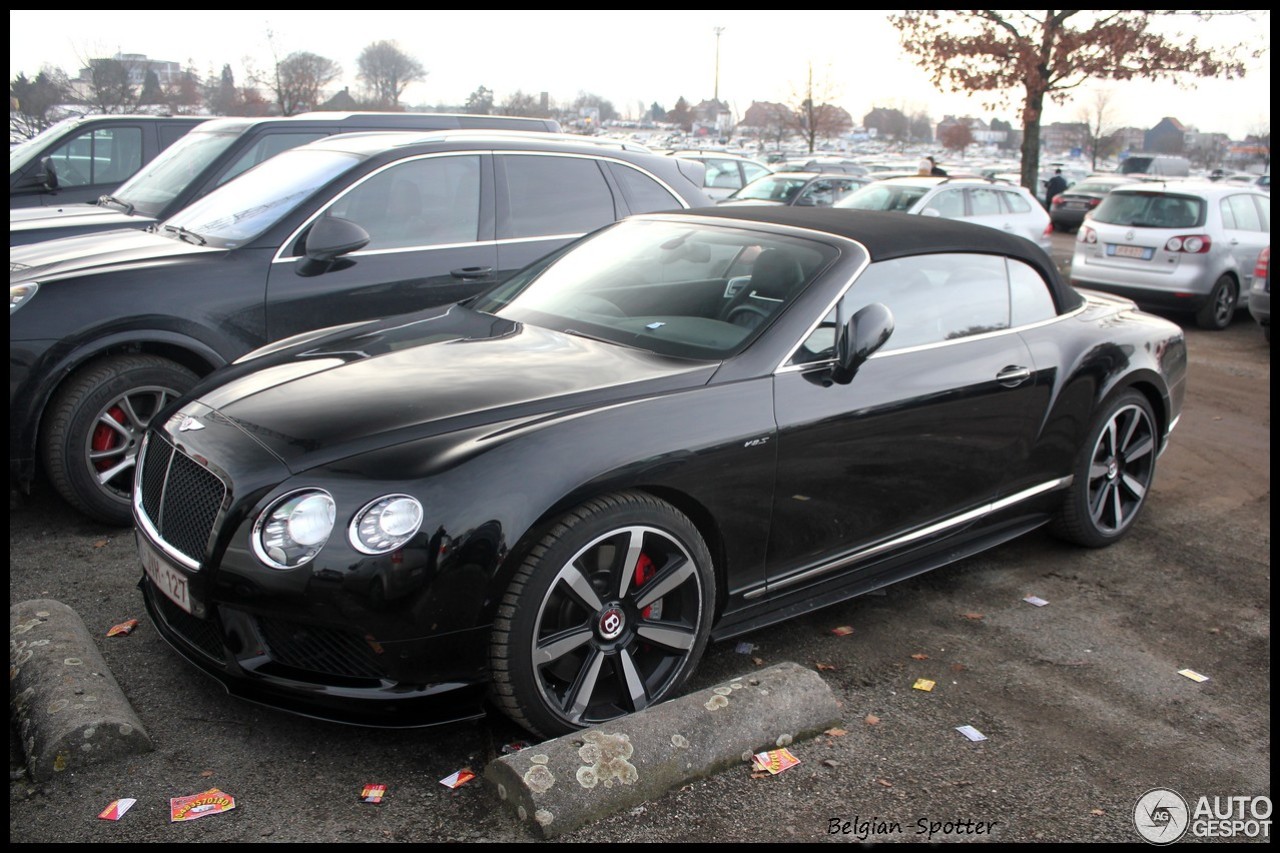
[1070,181,1270,330]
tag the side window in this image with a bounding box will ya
[1001,190,1033,213]
[928,189,965,219]
[791,254,1012,364]
[1219,198,1237,230]
[47,127,143,187]
[326,155,481,250]
[607,162,682,214]
[1007,259,1058,326]
[1255,194,1270,230]
[1225,195,1263,232]
[741,161,770,183]
[704,159,743,190]
[969,188,1003,216]
[220,133,328,185]
[157,124,193,148]
[502,155,616,239]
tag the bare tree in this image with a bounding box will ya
[356,40,425,110]
[10,67,74,139]
[79,55,143,113]
[789,63,850,153]
[499,90,549,118]
[1076,87,1118,172]
[465,85,493,115]
[271,51,341,116]
[891,10,1250,192]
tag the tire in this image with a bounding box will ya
[1195,274,1238,330]
[1052,390,1158,548]
[41,354,198,526]
[490,491,716,738]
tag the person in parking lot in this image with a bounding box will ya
[928,156,947,176]
[1045,169,1068,209]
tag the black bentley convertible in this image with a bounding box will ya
[134,207,1186,737]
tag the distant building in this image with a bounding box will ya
[1040,121,1089,154]
[1112,127,1146,153]
[1144,117,1187,154]
[76,52,182,87]
[318,87,360,112]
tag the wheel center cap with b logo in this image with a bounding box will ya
[598,606,626,640]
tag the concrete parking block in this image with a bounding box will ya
[484,660,841,838]
[10,599,152,781]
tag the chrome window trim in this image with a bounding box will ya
[272,150,692,265]
[743,477,1072,600]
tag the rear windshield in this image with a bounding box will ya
[836,183,931,213]
[1118,157,1154,175]
[1090,191,1206,229]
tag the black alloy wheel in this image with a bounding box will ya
[1053,390,1158,548]
[490,492,715,738]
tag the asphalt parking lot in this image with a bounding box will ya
[10,231,1271,842]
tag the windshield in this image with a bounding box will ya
[732,175,810,202]
[1118,157,1154,175]
[835,182,931,213]
[109,129,241,217]
[9,116,83,173]
[162,148,362,247]
[1090,192,1206,229]
[470,218,837,360]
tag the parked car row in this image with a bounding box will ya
[11,113,1196,739]
[11,128,711,525]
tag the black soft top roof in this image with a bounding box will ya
[678,205,1083,312]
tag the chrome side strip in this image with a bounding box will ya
[742,476,1072,600]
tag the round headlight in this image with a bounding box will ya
[349,494,423,555]
[253,489,336,569]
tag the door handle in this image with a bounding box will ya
[996,366,1032,387]
[450,266,493,280]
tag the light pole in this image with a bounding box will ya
[713,26,725,104]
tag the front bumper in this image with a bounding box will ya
[141,572,491,728]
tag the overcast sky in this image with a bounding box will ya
[8,10,1271,141]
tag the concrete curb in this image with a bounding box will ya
[484,660,841,838]
[10,599,153,782]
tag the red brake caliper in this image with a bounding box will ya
[634,553,656,619]
[92,405,127,471]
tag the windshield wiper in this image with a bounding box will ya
[98,195,134,215]
[162,224,207,246]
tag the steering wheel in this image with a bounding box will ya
[727,304,772,329]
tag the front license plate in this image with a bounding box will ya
[1108,244,1153,260]
[138,533,193,614]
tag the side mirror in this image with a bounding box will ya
[831,302,894,385]
[34,156,59,190]
[794,195,817,206]
[919,207,941,218]
[304,216,370,262]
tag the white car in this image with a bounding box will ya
[667,151,773,201]
[835,176,1054,255]
[1069,181,1270,330]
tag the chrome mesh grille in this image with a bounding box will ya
[137,433,227,565]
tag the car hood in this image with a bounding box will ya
[11,202,151,230]
[9,227,219,281]
[191,304,719,472]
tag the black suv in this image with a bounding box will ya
[12,111,563,245]
[10,129,712,524]
[10,114,206,208]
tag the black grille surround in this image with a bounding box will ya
[137,433,227,566]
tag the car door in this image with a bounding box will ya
[493,153,623,278]
[264,152,497,341]
[1220,193,1270,297]
[33,123,146,206]
[766,252,1040,592]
